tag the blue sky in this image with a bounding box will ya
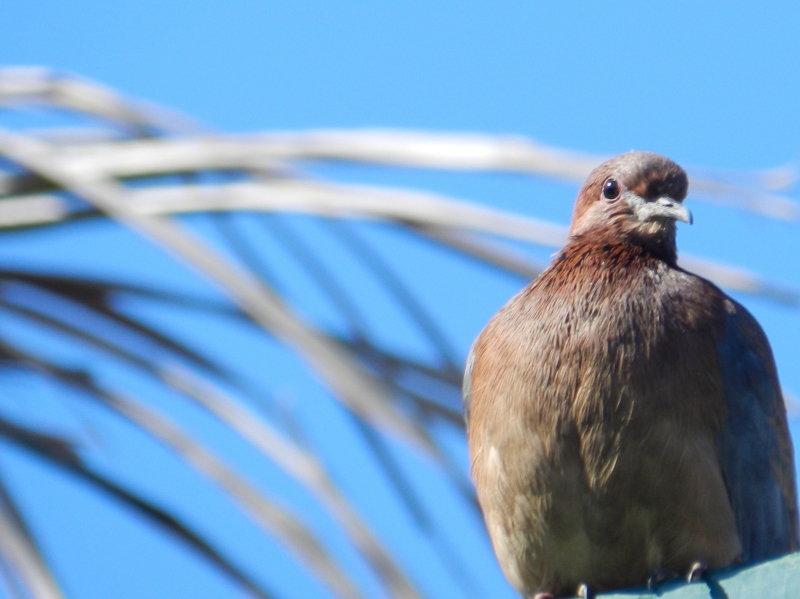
[1,2,799,599]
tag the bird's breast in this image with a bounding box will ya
[467,258,737,594]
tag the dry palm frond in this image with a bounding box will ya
[0,385,276,599]
[0,67,796,599]
[0,478,65,599]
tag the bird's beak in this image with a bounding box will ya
[629,195,693,225]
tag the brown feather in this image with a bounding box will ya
[464,151,794,597]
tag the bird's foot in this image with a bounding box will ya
[530,583,590,599]
[685,561,707,583]
[646,567,676,590]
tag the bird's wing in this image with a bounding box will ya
[462,343,477,429]
[716,299,799,561]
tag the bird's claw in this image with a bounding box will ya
[686,561,707,583]
[532,594,554,599]
[646,568,675,590]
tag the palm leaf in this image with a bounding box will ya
[0,67,796,599]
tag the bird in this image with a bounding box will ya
[463,151,799,598]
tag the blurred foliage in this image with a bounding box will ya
[0,68,797,599]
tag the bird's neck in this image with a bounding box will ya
[564,227,679,267]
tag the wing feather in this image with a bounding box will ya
[716,300,799,561]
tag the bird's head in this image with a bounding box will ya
[568,151,691,262]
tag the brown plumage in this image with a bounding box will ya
[464,151,798,597]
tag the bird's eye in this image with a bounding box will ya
[602,178,620,201]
